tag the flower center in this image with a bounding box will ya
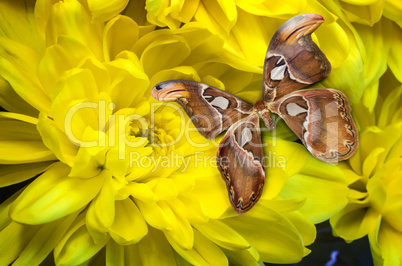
[150,126,175,156]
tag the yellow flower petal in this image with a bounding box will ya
[0,115,56,164]
[179,25,225,65]
[68,128,107,178]
[145,0,187,29]
[195,0,237,35]
[280,157,349,223]
[359,125,401,172]
[199,63,254,95]
[377,221,402,265]
[320,34,364,104]
[140,34,191,77]
[0,221,39,265]
[125,0,152,27]
[109,198,148,245]
[104,148,129,181]
[367,214,383,265]
[103,15,139,61]
[54,212,109,265]
[47,0,103,59]
[123,244,142,264]
[340,0,384,26]
[362,147,385,178]
[262,139,309,199]
[330,201,379,241]
[367,174,387,212]
[263,198,307,213]
[166,229,228,266]
[377,86,402,128]
[134,200,176,230]
[223,246,260,265]
[0,193,37,265]
[236,0,305,17]
[355,22,387,111]
[52,69,99,136]
[164,200,194,250]
[0,38,51,113]
[0,161,52,187]
[191,166,229,219]
[178,194,209,224]
[384,19,402,83]
[13,212,78,266]
[384,0,402,28]
[281,211,316,247]
[0,0,44,53]
[383,194,402,230]
[225,10,270,67]
[192,229,229,265]
[106,52,150,109]
[10,163,104,224]
[37,112,78,166]
[195,219,251,250]
[0,77,39,116]
[87,0,129,23]
[150,66,201,87]
[223,205,305,263]
[136,227,176,265]
[86,172,115,243]
[105,240,124,265]
[37,36,93,95]
[148,178,177,201]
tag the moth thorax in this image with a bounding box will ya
[253,100,266,112]
[254,100,274,130]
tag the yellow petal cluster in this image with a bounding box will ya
[330,73,402,265]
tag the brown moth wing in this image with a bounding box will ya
[263,14,331,102]
[217,112,265,214]
[152,80,254,139]
[268,89,358,162]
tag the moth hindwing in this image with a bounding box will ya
[268,88,358,162]
[217,113,265,214]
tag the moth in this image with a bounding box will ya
[152,14,359,214]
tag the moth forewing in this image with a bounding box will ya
[152,80,254,139]
[263,14,331,102]
[217,113,265,214]
[268,89,359,162]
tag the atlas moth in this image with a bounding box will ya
[152,14,359,214]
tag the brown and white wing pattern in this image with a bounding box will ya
[217,113,265,214]
[263,14,331,102]
[268,89,358,162]
[152,80,254,139]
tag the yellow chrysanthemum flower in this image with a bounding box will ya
[336,0,402,28]
[330,67,402,265]
[0,0,333,265]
